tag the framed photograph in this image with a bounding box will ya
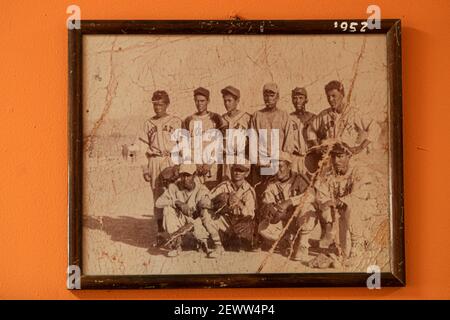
[68,19,405,289]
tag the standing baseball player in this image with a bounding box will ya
[220,85,251,180]
[305,80,373,153]
[250,82,294,184]
[142,90,182,245]
[183,87,228,188]
[289,87,316,174]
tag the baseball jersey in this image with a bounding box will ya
[222,110,251,166]
[143,114,182,157]
[250,108,294,159]
[211,180,256,218]
[184,111,228,137]
[306,107,377,149]
[315,165,374,205]
[223,110,251,130]
[155,181,211,213]
[290,110,315,156]
[262,172,312,207]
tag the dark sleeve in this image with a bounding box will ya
[183,116,192,131]
[302,113,316,148]
[305,112,323,147]
[210,112,228,131]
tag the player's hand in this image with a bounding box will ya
[197,198,212,210]
[228,194,240,208]
[175,201,190,215]
[143,173,151,182]
[277,199,293,212]
[261,204,279,222]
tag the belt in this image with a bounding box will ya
[146,153,168,158]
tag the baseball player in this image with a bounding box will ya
[183,87,228,188]
[155,164,224,258]
[289,87,316,174]
[312,142,376,261]
[142,90,182,244]
[220,85,251,180]
[210,163,256,251]
[250,83,294,184]
[258,152,314,256]
[305,80,374,154]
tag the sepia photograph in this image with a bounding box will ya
[68,20,404,288]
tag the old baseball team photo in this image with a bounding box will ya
[80,33,391,277]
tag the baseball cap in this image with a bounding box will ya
[291,87,307,97]
[221,86,240,99]
[193,87,210,99]
[263,82,279,94]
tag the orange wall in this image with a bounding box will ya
[0,0,449,299]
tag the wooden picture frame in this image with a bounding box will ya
[68,19,405,289]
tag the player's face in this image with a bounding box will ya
[332,153,350,175]
[152,100,168,117]
[292,94,307,111]
[223,94,239,113]
[276,160,291,180]
[326,89,344,110]
[263,91,279,109]
[180,174,196,191]
[231,168,247,182]
[194,95,209,114]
